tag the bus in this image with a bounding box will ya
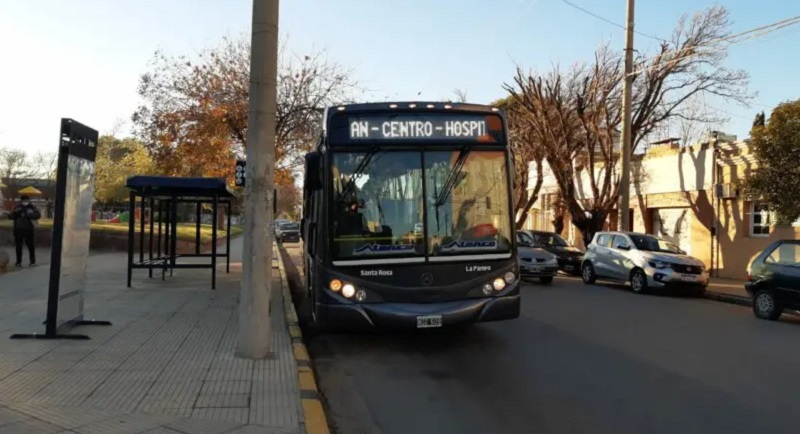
[301,101,520,332]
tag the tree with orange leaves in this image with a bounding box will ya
[132,35,359,186]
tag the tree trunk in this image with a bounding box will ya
[573,210,607,247]
[552,214,564,234]
[515,158,544,230]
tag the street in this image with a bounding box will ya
[281,243,800,434]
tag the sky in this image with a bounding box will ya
[0,0,798,156]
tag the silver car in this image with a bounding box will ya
[580,231,709,295]
[517,232,559,284]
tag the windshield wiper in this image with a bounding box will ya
[434,146,471,207]
[337,148,378,203]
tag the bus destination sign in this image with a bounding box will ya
[329,113,504,144]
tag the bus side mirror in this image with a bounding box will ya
[304,152,323,191]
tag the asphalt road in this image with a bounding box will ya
[281,243,800,434]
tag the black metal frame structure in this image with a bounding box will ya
[125,176,236,290]
[11,118,111,340]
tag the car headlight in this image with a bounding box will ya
[547,256,558,264]
[492,278,506,291]
[648,260,669,269]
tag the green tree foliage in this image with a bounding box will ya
[95,135,156,202]
[746,100,800,223]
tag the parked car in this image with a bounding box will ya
[580,231,709,295]
[275,221,300,243]
[516,232,559,284]
[745,239,800,320]
[0,210,9,220]
[520,230,583,275]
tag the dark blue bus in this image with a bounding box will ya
[301,102,520,332]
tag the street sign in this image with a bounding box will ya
[235,160,246,187]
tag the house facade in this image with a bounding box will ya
[524,133,800,280]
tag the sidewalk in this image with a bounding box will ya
[707,277,749,298]
[0,238,305,434]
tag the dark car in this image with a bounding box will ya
[520,230,584,275]
[745,239,800,320]
[516,232,559,283]
[275,221,300,243]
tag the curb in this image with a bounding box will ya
[275,244,330,434]
[704,289,800,317]
[704,290,752,308]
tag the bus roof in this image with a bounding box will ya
[325,101,505,121]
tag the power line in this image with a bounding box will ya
[560,0,665,42]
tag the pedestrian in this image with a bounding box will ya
[10,195,41,267]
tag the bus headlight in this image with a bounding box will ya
[482,283,493,295]
[492,278,506,291]
[504,272,516,284]
[355,289,367,302]
[342,283,356,298]
[329,279,342,292]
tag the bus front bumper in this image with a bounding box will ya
[318,295,520,330]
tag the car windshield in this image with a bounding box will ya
[280,223,299,230]
[330,150,512,260]
[532,232,569,247]
[629,234,682,253]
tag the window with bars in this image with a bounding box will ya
[749,202,771,237]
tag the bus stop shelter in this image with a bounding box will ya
[125,176,236,289]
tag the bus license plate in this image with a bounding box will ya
[417,315,442,328]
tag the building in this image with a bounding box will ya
[524,132,800,280]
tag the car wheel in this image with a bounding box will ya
[753,289,783,320]
[581,262,596,284]
[630,269,648,294]
[539,276,554,284]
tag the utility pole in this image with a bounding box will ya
[618,0,635,232]
[237,0,279,359]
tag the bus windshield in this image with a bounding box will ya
[331,149,512,261]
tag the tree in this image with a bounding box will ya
[745,99,800,223]
[752,110,766,128]
[452,88,469,103]
[0,147,33,182]
[505,5,751,242]
[132,35,358,186]
[94,135,156,202]
[493,96,546,229]
[31,151,58,180]
[275,182,300,219]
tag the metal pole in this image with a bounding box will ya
[149,197,154,278]
[226,201,232,273]
[237,0,279,359]
[127,192,135,288]
[211,195,218,290]
[618,0,635,231]
[195,202,202,255]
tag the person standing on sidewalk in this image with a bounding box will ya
[10,195,41,267]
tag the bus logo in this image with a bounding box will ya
[353,243,415,256]
[442,240,497,252]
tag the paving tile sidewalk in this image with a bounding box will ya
[0,238,303,434]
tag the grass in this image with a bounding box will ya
[0,219,242,243]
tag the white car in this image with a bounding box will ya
[580,231,709,295]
